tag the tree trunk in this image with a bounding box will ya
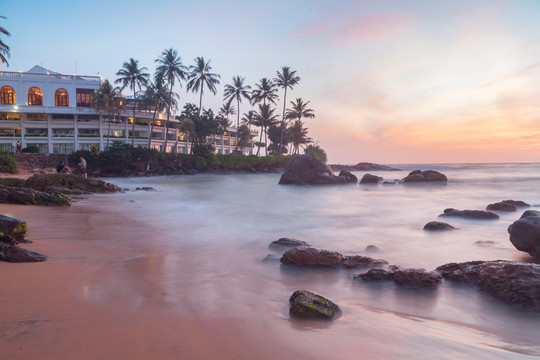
[279,87,288,156]
[148,106,157,149]
[163,84,173,152]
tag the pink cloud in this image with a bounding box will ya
[337,13,409,45]
[293,20,330,39]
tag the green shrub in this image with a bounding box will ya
[0,151,18,173]
[21,145,40,153]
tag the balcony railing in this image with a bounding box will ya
[0,70,101,82]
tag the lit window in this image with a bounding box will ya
[76,89,94,107]
[28,87,43,106]
[0,86,15,105]
[55,88,69,107]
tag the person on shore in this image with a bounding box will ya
[79,156,87,178]
[56,160,71,174]
[16,141,21,153]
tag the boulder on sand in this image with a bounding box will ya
[279,155,356,185]
[0,214,28,245]
[508,210,540,257]
[0,243,47,262]
[289,290,341,320]
[0,185,71,206]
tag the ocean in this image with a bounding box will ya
[71,163,540,359]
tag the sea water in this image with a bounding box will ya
[75,163,540,359]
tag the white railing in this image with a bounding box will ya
[0,71,101,82]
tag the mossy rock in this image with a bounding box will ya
[22,173,120,193]
[0,178,25,188]
[289,290,341,320]
[0,214,27,236]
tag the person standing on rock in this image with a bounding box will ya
[79,156,87,178]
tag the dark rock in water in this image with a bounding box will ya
[486,201,517,212]
[360,173,382,184]
[289,290,341,320]
[365,245,380,253]
[401,170,447,183]
[354,268,395,281]
[338,170,358,183]
[22,173,121,193]
[44,185,89,195]
[330,163,400,171]
[393,268,442,288]
[0,185,71,206]
[508,210,540,257]
[423,221,456,231]
[135,187,156,191]
[0,215,28,245]
[341,255,388,268]
[0,243,47,262]
[279,155,356,185]
[262,254,281,263]
[281,247,343,267]
[475,240,496,246]
[503,200,531,208]
[439,208,499,220]
[436,260,540,309]
[269,237,310,250]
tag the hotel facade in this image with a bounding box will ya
[0,66,254,155]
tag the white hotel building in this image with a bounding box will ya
[0,66,254,154]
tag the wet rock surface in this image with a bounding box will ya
[0,185,71,206]
[279,155,357,185]
[289,290,341,320]
[401,170,447,183]
[423,221,456,231]
[360,173,382,184]
[436,260,540,309]
[439,208,499,220]
[269,238,310,250]
[341,255,388,268]
[281,247,343,267]
[0,214,46,262]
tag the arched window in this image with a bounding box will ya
[0,86,15,105]
[55,88,69,107]
[28,87,43,106]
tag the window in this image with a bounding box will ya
[0,112,20,120]
[52,128,74,137]
[28,87,43,106]
[52,114,74,120]
[25,143,48,153]
[77,114,99,121]
[26,113,47,121]
[78,129,100,137]
[0,127,20,137]
[25,128,48,137]
[53,143,75,154]
[0,86,15,105]
[76,88,94,107]
[79,143,99,151]
[55,88,69,107]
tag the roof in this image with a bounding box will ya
[27,65,60,75]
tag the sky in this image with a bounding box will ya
[2,0,540,164]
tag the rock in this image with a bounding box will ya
[401,170,447,183]
[360,173,382,184]
[262,254,280,263]
[341,255,388,269]
[269,238,310,250]
[20,173,120,193]
[281,247,343,267]
[439,208,499,220]
[508,210,540,257]
[423,221,456,231]
[135,187,156,191]
[279,155,356,185]
[0,185,71,206]
[0,243,47,262]
[436,260,540,309]
[365,245,380,253]
[503,200,531,208]
[354,268,395,281]
[486,201,517,212]
[337,170,358,183]
[289,290,341,320]
[475,240,496,246]
[0,215,28,245]
[330,163,400,171]
[393,268,442,288]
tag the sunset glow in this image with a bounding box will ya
[3,0,540,164]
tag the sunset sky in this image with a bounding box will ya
[2,0,540,164]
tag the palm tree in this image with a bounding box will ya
[91,80,122,149]
[223,76,251,154]
[186,57,220,115]
[250,78,278,107]
[242,110,256,130]
[155,48,187,152]
[219,102,236,121]
[0,16,10,66]
[253,104,279,155]
[115,58,150,146]
[285,98,315,123]
[287,120,313,155]
[274,66,300,155]
[142,73,173,149]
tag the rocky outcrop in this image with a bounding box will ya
[281,247,343,267]
[436,260,540,309]
[508,210,540,257]
[338,170,358,183]
[279,155,356,185]
[22,173,120,193]
[341,255,388,269]
[269,238,310,250]
[0,185,71,206]
[0,214,46,262]
[401,170,447,183]
[355,267,442,288]
[486,200,530,212]
[360,173,382,184]
[289,290,341,320]
[330,163,400,171]
[423,221,456,231]
[439,208,499,220]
